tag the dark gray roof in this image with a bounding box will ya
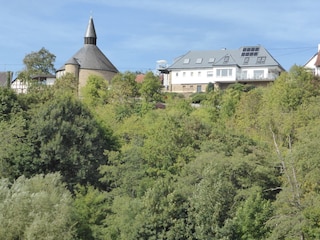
[0,72,11,87]
[168,45,284,70]
[63,44,118,72]
[0,72,7,86]
[58,16,118,73]
[85,17,97,38]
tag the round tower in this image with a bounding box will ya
[65,58,80,79]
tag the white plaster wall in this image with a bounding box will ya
[171,69,214,84]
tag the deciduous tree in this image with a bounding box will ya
[18,47,56,81]
[0,173,75,240]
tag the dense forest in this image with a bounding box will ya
[1,66,320,239]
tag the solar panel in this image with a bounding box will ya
[241,47,260,57]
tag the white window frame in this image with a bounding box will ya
[254,70,264,79]
[216,69,233,77]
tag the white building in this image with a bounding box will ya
[11,74,56,94]
[159,45,284,93]
[304,44,320,76]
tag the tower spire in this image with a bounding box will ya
[84,16,97,45]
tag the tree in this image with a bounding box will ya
[109,72,139,120]
[206,82,214,93]
[110,72,139,104]
[73,185,110,240]
[18,47,56,81]
[0,88,33,179]
[23,95,118,190]
[54,72,78,97]
[134,177,191,240]
[219,83,245,121]
[0,87,23,121]
[233,187,273,240]
[0,173,75,240]
[139,71,163,102]
[81,74,109,106]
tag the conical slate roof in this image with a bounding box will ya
[59,16,118,73]
[85,17,97,39]
[65,44,118,72]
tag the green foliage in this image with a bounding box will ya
[18,47,56,81]
[24,95,118,190]
[188,145,278,239]
[0,88,33,179]
[267,118,320,239]
[73,185,110,240]
[206,81,214,92]
[233,187,273,240]
[139,71,163,102]
[104,195,144,240]
[109,72,139,120]
[0,115,32,179]
[0,87,23,121]
[135,177,190,240]
[220,85,243,120]
[231,88,264,138]
[190,92,207,103]
[54,72,78,97]
[110,71,139,103]
[81,74,109,106]
[3,62,320,239]
[0,173,75,239]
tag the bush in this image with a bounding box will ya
[190,93,207,104]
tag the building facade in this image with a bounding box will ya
[304,44,320,76]
[11,74,55,94]
[56,17,118,92]
[159,45,284,93]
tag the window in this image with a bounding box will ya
[243,57,250,64]
[254,70,264,79]
[208,57,215,63]
[256,56,266,64]
[216,69,233,77]
[190,72,194,76]
[183,58,190,64]
[241,70,247,79]
[176,72,179,77]
[196,58,203,64]
[198,72,201,77]
[207,71,213,77]
[223,56,230,63]
[183,72,186,77]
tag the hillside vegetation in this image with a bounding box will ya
[1,66,320,239]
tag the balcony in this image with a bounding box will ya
[236,72,279,82]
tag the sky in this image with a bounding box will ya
[1,0,320,77]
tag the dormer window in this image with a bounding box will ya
[257,56,266,64]
[196,58,203,64]
[243,57,249,64]
[223,56,230,63]
[183,58,190,64]
[208,57,215,63]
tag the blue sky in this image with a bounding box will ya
[1,0,320,77]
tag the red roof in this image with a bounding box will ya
[135,74,145,83]
[315,51,320,67]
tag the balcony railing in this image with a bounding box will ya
[236,73,279,81]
